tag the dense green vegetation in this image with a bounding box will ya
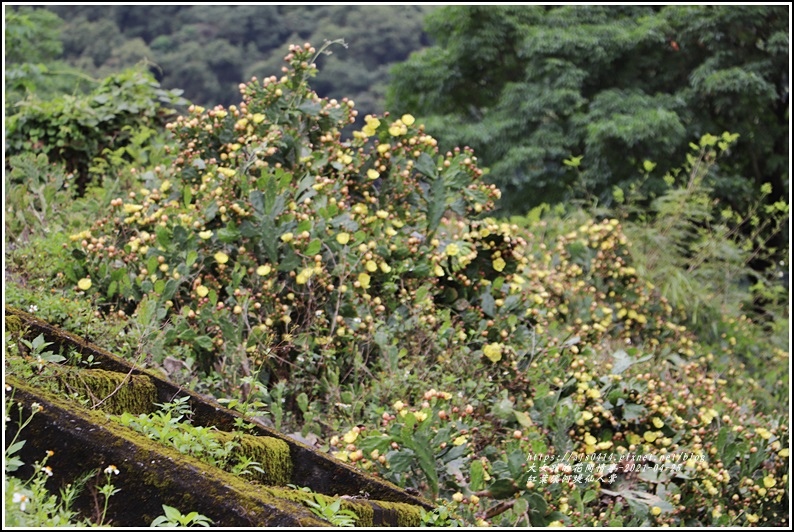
[4,5,790,528]
[16,5,432,117]
[389,5,789,215]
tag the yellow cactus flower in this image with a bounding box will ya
[77,278,92,291]
[214,251,229,264]
[755,427,772,439]
[493,257,506,272]
[256,265,271,276]
[358,272,371,289]
[198,230,213,240]
[196,285,209,298]
[362,115,381,137]
[123,203,144,214]
[401,114,415,126]
[482,343,503,363]
[367,169,380,180]
[281,232,293,243]
[333,451,349,462]
[445,243,460,257]
[389,120,408,137]
[343,428,359,444]
[296,267,314,285]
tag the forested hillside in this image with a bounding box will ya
[388,5,789,214]
[4,5,790,528]
[22,5,433,115]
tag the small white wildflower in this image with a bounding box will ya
[13,492,28,511]
[28,305,38,313]
[104,464,119,475]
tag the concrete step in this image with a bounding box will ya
[5,307,432,527]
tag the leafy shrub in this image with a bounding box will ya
[65,42,531,406]
[5,67,187,194]
[8,38,787,529]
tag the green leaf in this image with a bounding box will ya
[488,478,519,499]
[386,447,416,474]
[250,190,264,216]
[305,239,322,256]
[415,152,438,178]
[162,279,178,301]
[217,222,240,243]
[480,291,495,317]
[6,440,26,456]
[155,225,171,247]
[469,459,485,491]
[525,491,548,514]
[296,392,309,413]
[163,504,182,521]
[426,176,446,234]
[228,210,253,232]
[622,403,646,422]
[297,101,322,116]
[203,200,218,222]
[194,336,214,351]
[513,410,534,428]
[411,432,439,499]
[277,248,300,272]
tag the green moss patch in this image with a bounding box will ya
[214,432,293,485]
[57,368,157,415]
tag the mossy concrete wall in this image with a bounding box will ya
[5,376,329,527]
[5,307,432,526]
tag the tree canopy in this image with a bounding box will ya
[25,5,433,117]
[388,5,790,213]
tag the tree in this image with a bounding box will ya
[4,7,92,104]
[388,5,789,214]
[38,5,434,115]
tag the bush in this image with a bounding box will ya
[5,67,186,194]
[65,41,529,408]
[16,41,787,528]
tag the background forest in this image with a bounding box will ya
[4,4,791,528]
